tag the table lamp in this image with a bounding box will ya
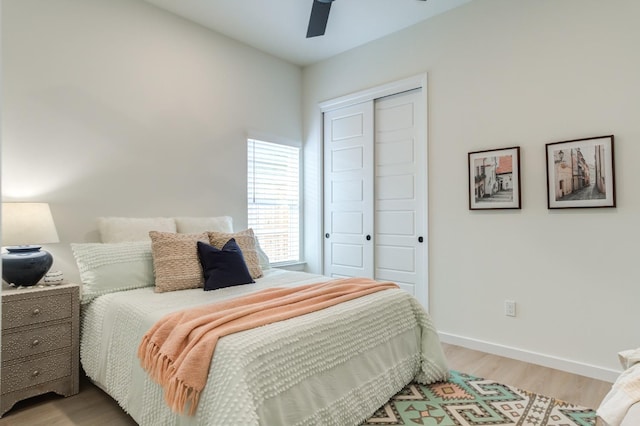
[2,202,60,287]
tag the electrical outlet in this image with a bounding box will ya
[504,300,516,317]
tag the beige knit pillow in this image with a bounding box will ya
[207,229,263,279]
[149,231,209,292]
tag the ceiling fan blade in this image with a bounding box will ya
[306,0,333,38]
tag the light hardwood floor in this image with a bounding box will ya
[441,343,613,410]
[0,343,613,425]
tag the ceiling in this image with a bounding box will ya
[143,0,471,66]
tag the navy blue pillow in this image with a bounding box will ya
[197,239,255,291]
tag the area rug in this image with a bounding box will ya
[363,370,596,425]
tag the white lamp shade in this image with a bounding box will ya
[2,202,60,246]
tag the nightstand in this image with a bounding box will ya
[1,282,80,417]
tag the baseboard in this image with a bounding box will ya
[439,332,620,383]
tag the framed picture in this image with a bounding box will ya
[468,146,521,210]
[545,135,615,209]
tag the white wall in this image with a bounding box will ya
[303,0,640,379]
[2,0,302,282]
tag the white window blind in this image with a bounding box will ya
[247,139,300,264]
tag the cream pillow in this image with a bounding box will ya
[71,241,154,303]
[98,217,176,243]
[255,237,271,270]
[174,216,233,234]
[149,231,209,292]
[208,229,263,279]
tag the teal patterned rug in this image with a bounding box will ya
[362,371,596,425]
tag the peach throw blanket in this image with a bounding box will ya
[137,278,398,415]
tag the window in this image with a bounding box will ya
[247,139,300,265]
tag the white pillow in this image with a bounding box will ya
[97,217,176,243]
[255,237,271,270]
[174,216,233,234]
[71,241,154,303]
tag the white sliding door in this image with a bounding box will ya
[321,75,429,309]
[323,101,374,279]
[374,89,426,298]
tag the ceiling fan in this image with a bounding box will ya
[306,0,334,38]
[306,0,429,38]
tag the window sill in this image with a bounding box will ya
[270,261,307,272]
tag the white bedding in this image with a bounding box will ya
[598,348,640,426]
[80,269,449,425]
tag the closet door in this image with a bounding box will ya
[322,84,427,308]
[323,101,374,278]
[374,89,426,298]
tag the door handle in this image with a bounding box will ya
[366,235,371,241]
[325,233,330,239]
[418,236,424,243]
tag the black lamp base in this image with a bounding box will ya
[2,246,53,287]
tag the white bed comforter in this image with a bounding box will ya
[80,269,448,426]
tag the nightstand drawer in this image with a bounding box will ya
[2,293,72,329]
[2,323,72,362]
[1,351,71,394]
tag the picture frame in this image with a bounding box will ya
[545,135,615,209]
[468,146,521,210]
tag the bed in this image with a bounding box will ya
[74,216,449,425]
[597,348,640,426]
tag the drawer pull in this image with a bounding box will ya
[32,308,41,316]
[32,339,40,347]
[32,370,40,377]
